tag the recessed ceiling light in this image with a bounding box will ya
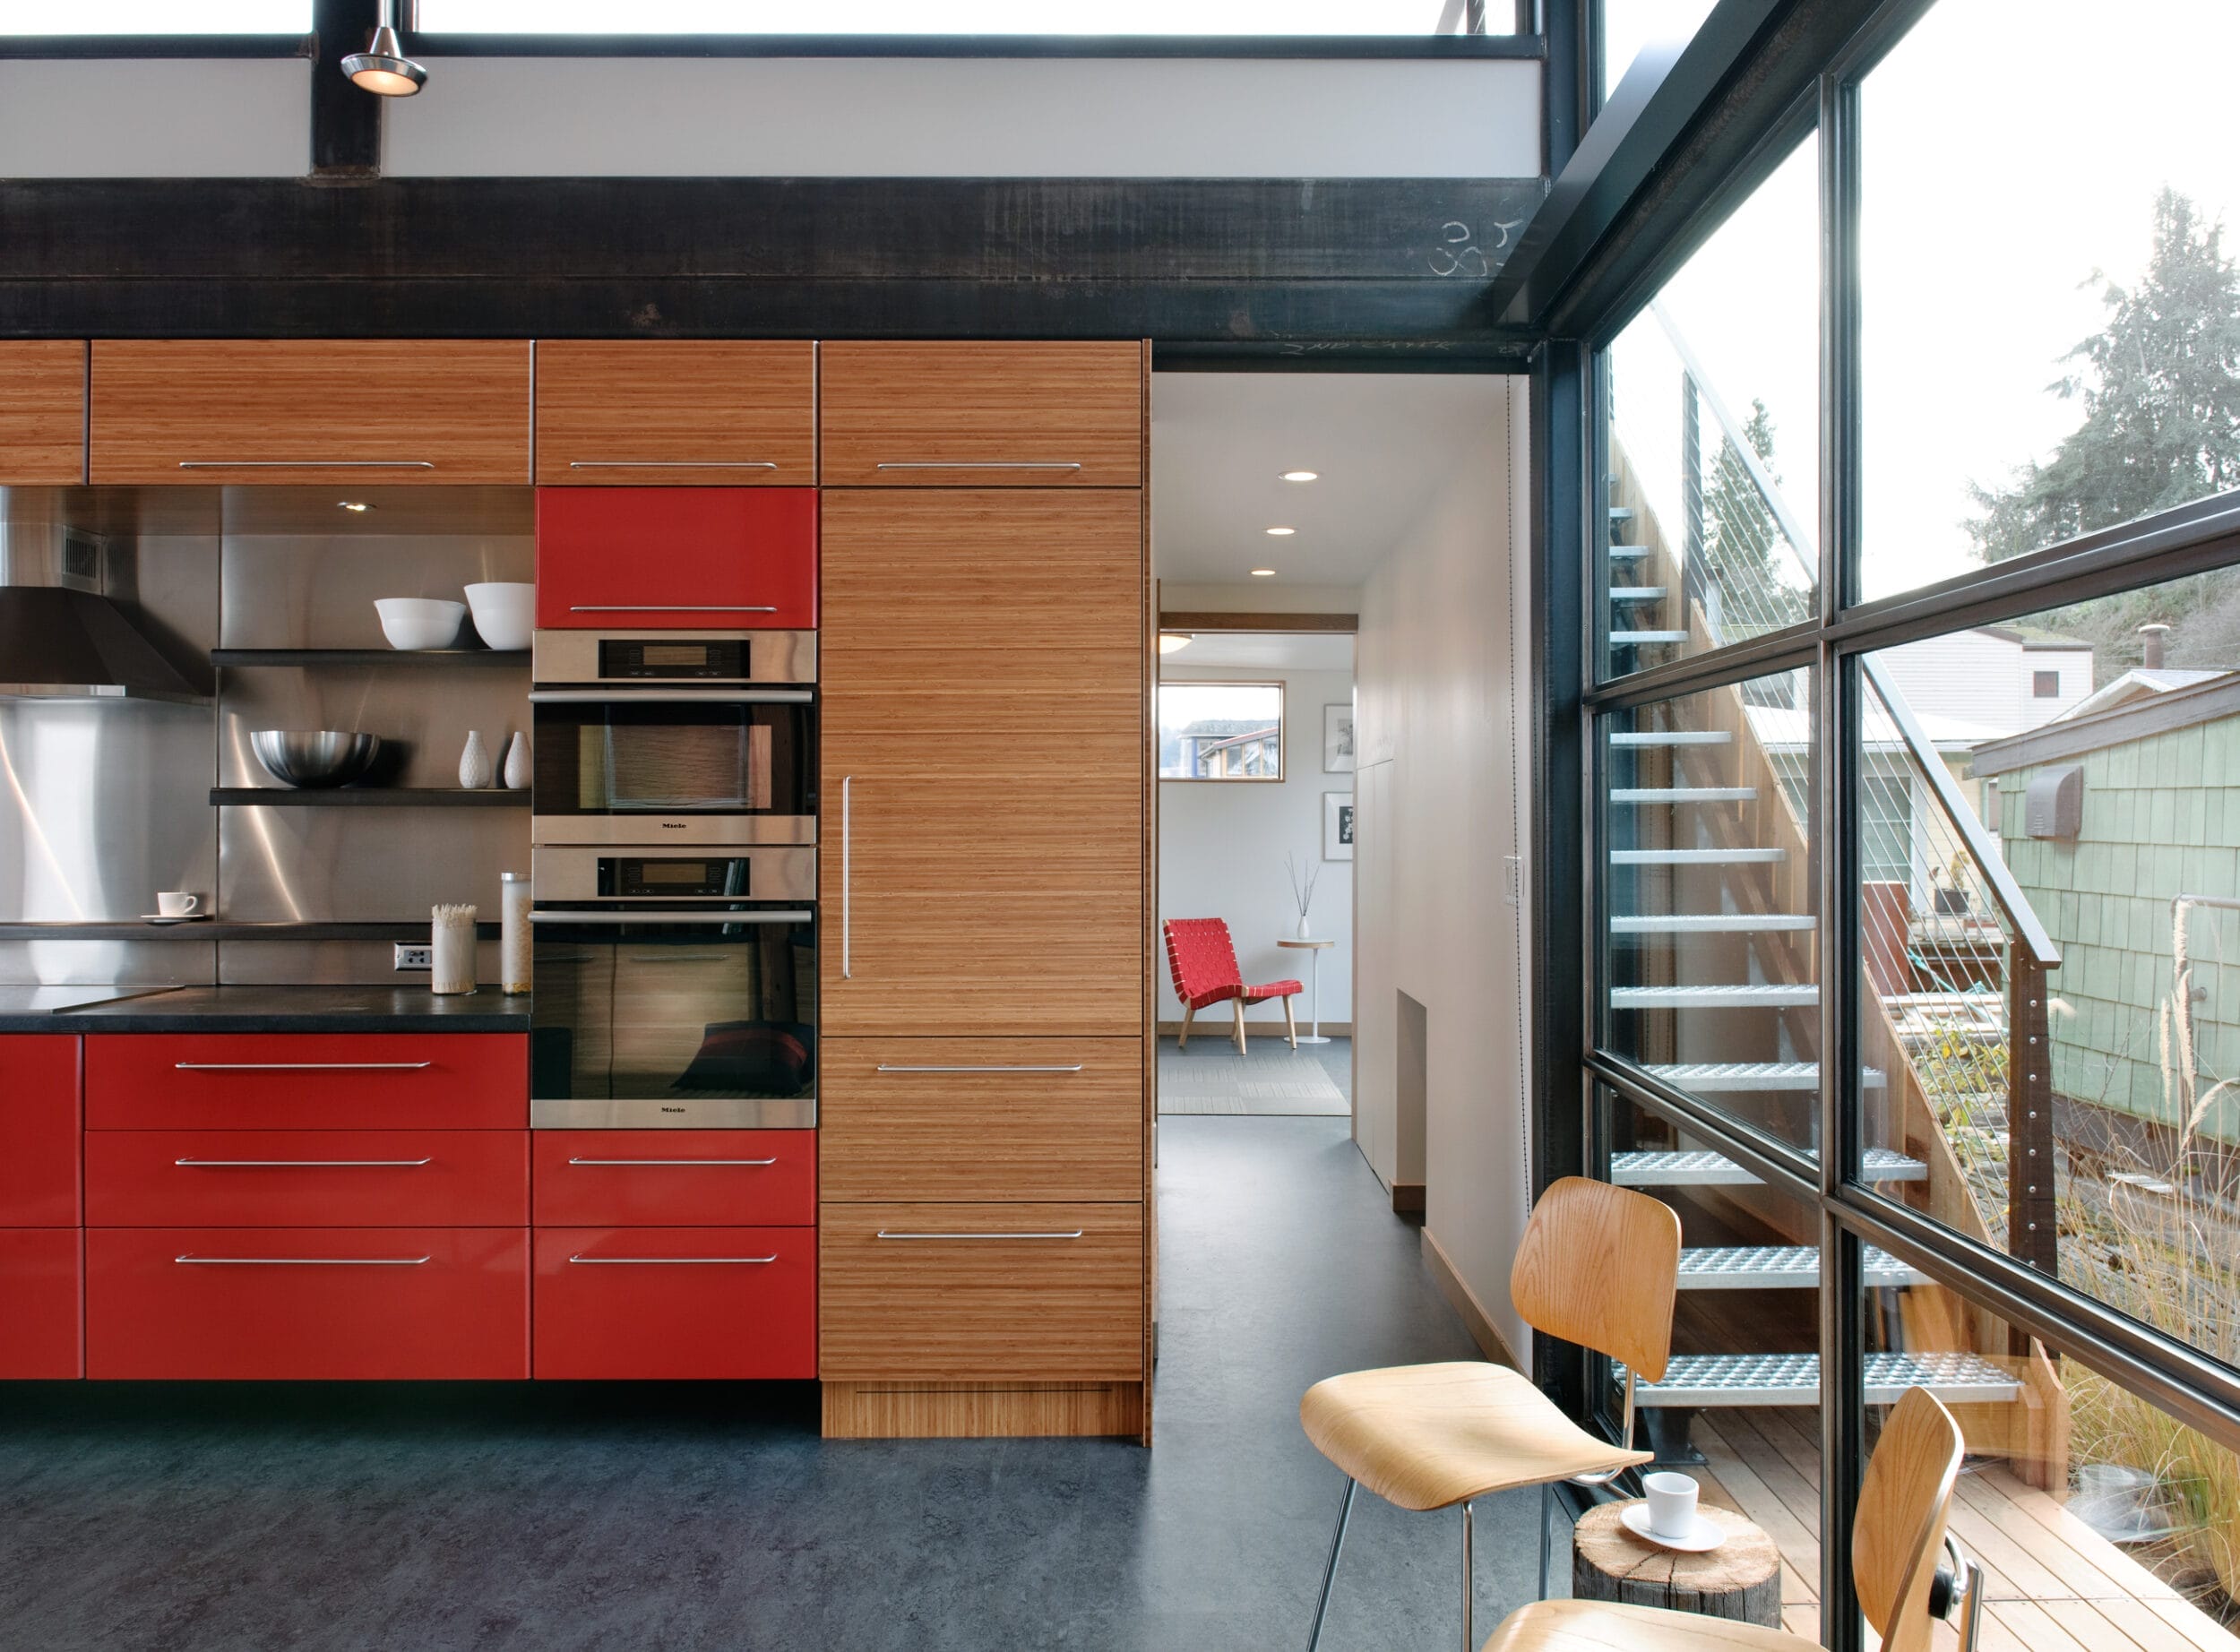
[1280,470,1320,483]
[1265,526,1296,537]
[1250,568,1277,578]
[337,501,373,512]
[1158,632,1194,655]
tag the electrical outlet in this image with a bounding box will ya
[393,942,434,972]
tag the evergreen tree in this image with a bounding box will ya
[1703,398,1811,636]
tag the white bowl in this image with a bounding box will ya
[374,598,466,651]
[463,581,536,651]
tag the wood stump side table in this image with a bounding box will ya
[1572,1501,1781,1628]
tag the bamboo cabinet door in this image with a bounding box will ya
[0,341,86,483]
[820,490,1144,1037]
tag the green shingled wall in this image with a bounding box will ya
[1996,711,2240,1141]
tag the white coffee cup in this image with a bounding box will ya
[1643,1471,1700,1538]
[156,891,202,917]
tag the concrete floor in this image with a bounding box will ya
[0,1117,1532,1652]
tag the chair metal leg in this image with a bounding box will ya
[1306,1476,1357,1652]
[1460,1499,1475,1652]
[1537,1482,1553,1602]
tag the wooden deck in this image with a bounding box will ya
[1689,1408,2236,1649]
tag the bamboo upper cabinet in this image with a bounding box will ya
[820,489,1145,1037]
[819,342,1143,486]
[533,340,816,485]
[89,340,531,485]
[0,342,87,484]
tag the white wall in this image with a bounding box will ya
[0,60,308,176]
[383,57,1540,178]
[1353,374,1533,1360]
[1158,665,1354,1030]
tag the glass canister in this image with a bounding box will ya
[431,903,478,995]
[500,872,531,995]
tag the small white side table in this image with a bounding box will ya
[1276,937,1339,1045]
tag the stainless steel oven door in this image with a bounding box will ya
[528,688,816,846]
[529,903,818,1129]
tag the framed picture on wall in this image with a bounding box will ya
[1323,792,1355,861]
[1322,704,1356,773]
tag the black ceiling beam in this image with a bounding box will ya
[310,0,383,179]
[0,175,1545,351]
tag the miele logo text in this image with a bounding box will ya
[661,1106,686,1114]
[661,822,685,830]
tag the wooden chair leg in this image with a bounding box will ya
[1232,997,1248,1056]
[1283,995,1299,1051]
[1177,1002,1194,1050]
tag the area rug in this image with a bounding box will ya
[1157,1045,1348,1116]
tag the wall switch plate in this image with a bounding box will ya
[393,942,434,971]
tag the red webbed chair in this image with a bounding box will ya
[1162,917,1303,1054]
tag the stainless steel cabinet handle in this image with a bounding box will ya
[567,1254,778,1265]
[566,461,779,470]
[175,1157,433,1168]
[874,1230,1086,1242]
[563,604,780,613]
[528,688,808,703]
[874,1064,1085,1074]
[176,1253,432,1266]
[873,461,1083,472]
[177,460,435,470]
[840,774,853,980]
[566,1157,777,1167]
[173,1062,433,1071]
[530,909,810,925]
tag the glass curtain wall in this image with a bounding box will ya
[1576,2,2240,1647]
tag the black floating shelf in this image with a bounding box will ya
[211,650,530,667]
[211,787,530,807]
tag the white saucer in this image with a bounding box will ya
[1619,1502,1726,1553]
[141,913,213,925]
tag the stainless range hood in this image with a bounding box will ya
[0,511,209,704]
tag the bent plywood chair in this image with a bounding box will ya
[1298,1176,1682,1652]
[1162,916,1303,1054]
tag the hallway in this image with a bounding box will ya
[0,1118,1521,1652]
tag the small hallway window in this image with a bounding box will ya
[1158,681,1285,781]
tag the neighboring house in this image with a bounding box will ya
[1875,624,2098,736]
[1972,671,2240,1143]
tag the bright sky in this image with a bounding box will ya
[0,1,1457,32]
[1614,0,2240,603]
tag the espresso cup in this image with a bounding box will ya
[1643,1471,1700,1538]
[156,891,202,916]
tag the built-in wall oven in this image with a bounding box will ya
[529,845,817,1129]
[529,630,816,846]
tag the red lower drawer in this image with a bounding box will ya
[86,1226,529,1380]
[531,1130,814,1227]
[86,1033,526,1131]
[86,1131,528,1227]
[532,1226,814,1380]
[0,1228,82,1378]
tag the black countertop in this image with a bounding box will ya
[0,985,530,1034]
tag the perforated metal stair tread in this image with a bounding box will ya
[1612,630,1690,644]
[1611,984,1818,1008]
[1624,1351,2023,1407]
[1610,546,1650,560]
[1610,731,1734,747]
[1611,1147,1926,1187]
[1610,787,1757,803]
[1610,586,1668,601]
[1613,848,1788,865]
[1613,914,1817,934]
[1678,1245,1928,1290]
[1641,1062,1885,1091]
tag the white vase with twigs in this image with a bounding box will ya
[1286,851,1321,940]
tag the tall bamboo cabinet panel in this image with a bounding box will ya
[816,341,1152,1441]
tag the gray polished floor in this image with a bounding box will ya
[0,1117,1530,1652]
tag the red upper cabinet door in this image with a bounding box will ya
[535,487,818,630]
[0,1036,81,1226]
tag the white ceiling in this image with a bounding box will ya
[1159,632,1356,672]
[1150,372,1507,587]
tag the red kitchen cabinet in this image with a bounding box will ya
[532,1226,814,1380]
[535,486,818,630]
[86,1226,529,1380]
[531,1130,814,1228]
[87,1131,529,1229]
[0,1035,80,1226]
[0,1229,82,1378]
[85,1034,527,1131]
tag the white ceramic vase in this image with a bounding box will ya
[502,731,531,790]
[1297,911,1313,940]
[459,730,493,789]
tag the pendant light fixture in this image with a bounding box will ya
[341,0,427,97]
